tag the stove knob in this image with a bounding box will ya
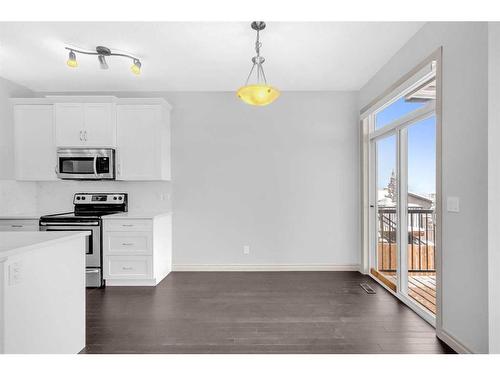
[119,196,123,200]
[113,196,117,200]
[76,196,80,200]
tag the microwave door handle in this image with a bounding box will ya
[93,156,98,177]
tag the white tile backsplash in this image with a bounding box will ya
[35,181,171,212]
[0,180,38,214]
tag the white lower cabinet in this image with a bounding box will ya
[0,219,39,231]
[103,215,171,286]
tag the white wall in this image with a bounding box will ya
[168,92,359,268]
[0,77,38,213]
[360,22,489,353]
[488,22,500,354]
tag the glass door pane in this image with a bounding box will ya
[372,134,398,291]
[405,116,436,314]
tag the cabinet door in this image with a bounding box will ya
[116,105,162,180]
[55,103,85,146]
[84,103,116,147]
[14,105,57,181]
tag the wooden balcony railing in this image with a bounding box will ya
[377,208,436,273]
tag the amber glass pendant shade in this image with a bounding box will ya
[237,84,280,106]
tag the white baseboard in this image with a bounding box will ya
[436,327,473,354]
[105,279,158,286]
[172,264,360,272]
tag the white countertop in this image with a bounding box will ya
[0,231,89,258]
[104,211,171,219]
[0,213,48,220]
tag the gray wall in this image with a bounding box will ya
[488,22,500,354]
[360,22,489,353]
[168,92,359,267]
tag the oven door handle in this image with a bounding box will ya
[40,222,99,226]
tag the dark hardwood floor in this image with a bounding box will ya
[82,271,454,354]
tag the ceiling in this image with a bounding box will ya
[0,22,424,92]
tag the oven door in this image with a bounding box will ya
[39,222,101,268]
[56,148,115,180]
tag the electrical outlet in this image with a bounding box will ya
[8,261,23,286]
[243,245,250,255]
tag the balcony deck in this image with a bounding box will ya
[381,273,436,314]
[375,208,436,315]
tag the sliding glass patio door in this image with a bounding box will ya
[366,60,438,323]
[372,134,399,293]
[405,116,437,315]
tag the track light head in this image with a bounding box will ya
[98,55,109,70]
[67,50,78,68]
[131,59,141,75]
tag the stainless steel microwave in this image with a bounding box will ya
[56,148,115,180]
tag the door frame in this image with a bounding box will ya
[360,48,442,328]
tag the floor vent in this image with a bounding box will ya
[360,283,376,294]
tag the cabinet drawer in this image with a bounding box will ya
[104,232,152,255]
[105,256,152,279]
[104,219,152,232]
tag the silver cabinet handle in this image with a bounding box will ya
[121,242,134,246]
[11,224,23,228]
[84,130,88,141]
[79,130,83,141]
[121,224,134,227]
[122,266,133,270]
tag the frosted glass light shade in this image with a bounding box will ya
[237,84,280,106]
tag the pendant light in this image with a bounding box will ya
[237,21,280,106]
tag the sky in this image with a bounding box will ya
[376,97,436,196]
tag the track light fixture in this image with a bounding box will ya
[65,46,141,75]
[237,21,280,106]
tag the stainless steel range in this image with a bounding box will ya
[39,193,128,287]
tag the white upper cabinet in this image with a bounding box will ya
[116,104,171,181]
[83,103,116,147]
[12,97,170,181]
[55,103,116,147]
[54,103,84,146]
[14,105,57,181]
